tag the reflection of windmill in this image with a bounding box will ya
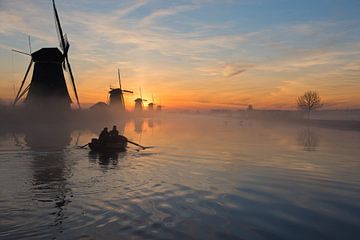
[134,118,144,144]
[148,95,155,111]
[134,88,147,112]
[108,68,133,111]
[25,124,72,233]
[13,0,80,110]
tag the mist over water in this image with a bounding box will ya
[0,113,359,239]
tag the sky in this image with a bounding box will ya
[0,0,359,110]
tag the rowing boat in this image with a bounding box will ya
[88,135,128,152]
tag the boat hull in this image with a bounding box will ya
[88,136,128,152]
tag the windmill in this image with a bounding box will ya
[148,94,155,111]
[134,87,147,112]
[13,0,80,111]
[156,105,162,112]
[108,68,133,111]
[156,98,163,112]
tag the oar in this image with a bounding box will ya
[127,140,149,150]
[78,143,89,148]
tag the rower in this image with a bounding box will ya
[109,125,119,137]
[99,127,109,143]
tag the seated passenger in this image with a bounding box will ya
[99,127,109,143]
[109,125,119,137]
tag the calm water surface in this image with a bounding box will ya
[0,114,359,239]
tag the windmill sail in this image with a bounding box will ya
[13,60,33,106]
[118,68,121,89]
[53,0,66,53]
[52,0,80,108]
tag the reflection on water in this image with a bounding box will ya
[147,118,154,129]
[0,115,359,239]
[89,151,127,167]
[13,124,74,238]
[134,118,144,134]
[297,128,320,151]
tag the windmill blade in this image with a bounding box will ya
[53,0,79,108]
[143,99,148,102]
[65,56,81,109]
[11,49,31,56]
[28,35,32,54]
[17,84,31,102]
[118,68,122,89]
[61,33,70,57]
[139,87,142,99]
[14,60,33,106]
[52,0,67,54]
[63,61,67,71]
[63,33,70,53]
[123,90,133,93]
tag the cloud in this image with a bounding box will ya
[196,62,253,77]
[223,64,251,77]
[255,50,360,73]
[140,4,199,26]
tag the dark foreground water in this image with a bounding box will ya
[0,114,359,239]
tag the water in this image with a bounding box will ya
[0,114,359,239]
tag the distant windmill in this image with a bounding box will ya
[108,68,133,111]
[156,98,163,112]
[156,105,162,112]
[134,87,147,112]
[148,94,155,111]
[13,0,80,110]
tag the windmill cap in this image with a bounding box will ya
[31,48,64,63]
[109,88,122,94]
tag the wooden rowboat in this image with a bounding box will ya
[88,135,128,152]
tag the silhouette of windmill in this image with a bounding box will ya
[156,105,162,112]
[108,68,133,111]
[148,95,155,111]
[134,88,147,112]
[13,0,80,110]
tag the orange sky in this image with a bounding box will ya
[0,0,359,110]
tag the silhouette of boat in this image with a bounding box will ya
[89,136,128,152]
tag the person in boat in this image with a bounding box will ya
[109,125,119,137]
[98,127,109,143]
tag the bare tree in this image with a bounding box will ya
[297,91,323,118]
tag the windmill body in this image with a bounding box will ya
[26,48,71,110]
[134,88,147,113]
[134,98,144,112]
[147,95,155,112]
[109,88,125,111]
[156,105,162,112]
[148,103,154,111]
